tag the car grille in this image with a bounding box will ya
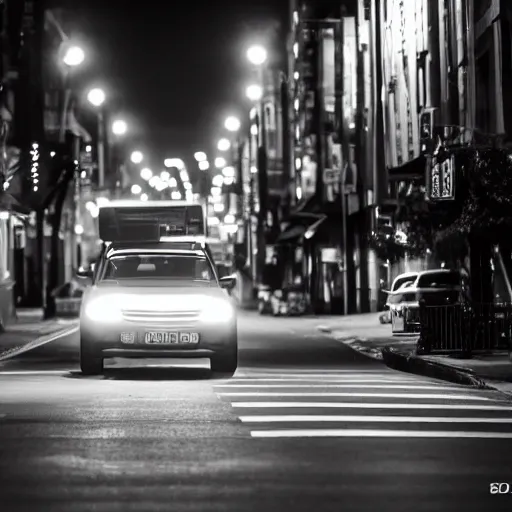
[121,309,200,328]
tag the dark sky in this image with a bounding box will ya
[51,0,289,173]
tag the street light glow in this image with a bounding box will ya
[169,177,177,187]
[87,88,106,107]
[140,168,153,180]
[140,193,148,201]
[164,158,185,169]
[211,187,221,196]
[131,184,142,195]
[180,170,189,181]
[246,44,267,66]
[224,213,236,224]
[212,174,224,187]
[222,166,235,177]
[171,191,182,200]
[130,151,143,164]
[160,170,170,181]
[224,116,241,132]
[149,176,159,187]
[217,138,230,151]
[198,160,209,171]
[194,151,207,162]
[215,157,226,169]
[246,84,263,102]
[62,45,85,67]
[112,119,127,136]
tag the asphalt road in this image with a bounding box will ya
[0,312,512,512]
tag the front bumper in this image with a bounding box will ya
[80,316,236,358]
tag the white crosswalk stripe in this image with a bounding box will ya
[214,368,512,439]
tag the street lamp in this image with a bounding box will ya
[87,87,106,107]
[130,150,143,164]
[217,138,230,151]
[246,84,263,102]
[140,167,152,180]
[131,184,142,195]
[224,116,241,132]
[140,193,148,201]
[194,151,207,162]
[62,45,85,67]
[164,158,185,169]
[246,44,267,66]
[87,88,107,188]
[112,119,127,136]
[214,157,226,169]
[198,160,209,171]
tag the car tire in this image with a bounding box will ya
[80,335,103,375]
[211,339,238,376]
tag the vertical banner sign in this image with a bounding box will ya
[429,155,455,200]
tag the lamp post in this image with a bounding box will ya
[246,45,268,293]
[87,87,106,188]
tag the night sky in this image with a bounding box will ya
[50,0,289,174]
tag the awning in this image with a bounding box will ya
[275,223,308,244]
[0,192,31,216]
[388,154,426,182]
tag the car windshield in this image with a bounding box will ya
[416,271,460,288]
[100,254,215,281]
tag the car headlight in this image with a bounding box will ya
[84,295,123,323]
[199,298,235,323]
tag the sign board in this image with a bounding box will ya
[98,201,205,242]
[429,155,455,200]
[323,168,341,184]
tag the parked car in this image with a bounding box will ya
[379,271,419,324]
[387,269,462,334]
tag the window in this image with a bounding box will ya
[100,254,215,282]
[416,272,460,288]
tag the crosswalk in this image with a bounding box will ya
[214,368,512,438]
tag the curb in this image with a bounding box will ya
[0,321,79,362]
[381,346,491,389]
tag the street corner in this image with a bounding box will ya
[0,319,79,362]
[381,346,491,389]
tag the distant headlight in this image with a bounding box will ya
[199,298,235,323]
[84,295,123,323]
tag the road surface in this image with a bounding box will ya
[0,312,511,512]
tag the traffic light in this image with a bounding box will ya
[419,109,434,154]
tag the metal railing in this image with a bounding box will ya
[417,302,512,355]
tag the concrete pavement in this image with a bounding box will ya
[0,311,511,511]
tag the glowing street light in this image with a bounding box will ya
[198,160,209,171]
[180,170,189,181]
[140,193,148,201]
[171,191,182,200]
[214,157,226,169]
[87,87,106,107]
[194,151,207,162]
[140,168,152,180]
[246,44,267,66]
[62,45,85,67]
[222,166,235,177]
[112,119,127,136]
[130,150,143,164]
[212,174,224,187]
[217,138,230,151]
[246,84,263,102]
[160,170,170,181]
[131,184,142,195]
[224,213,236,224]
[224,116,241,132]
[164,158,185,169]
[149,176,159,188]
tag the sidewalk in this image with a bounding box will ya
[316,312,512,397]
[0,308,79,360]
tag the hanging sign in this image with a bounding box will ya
[429,154,455,201]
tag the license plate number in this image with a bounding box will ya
[144,332,199,344]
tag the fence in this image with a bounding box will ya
[417,302,512,355]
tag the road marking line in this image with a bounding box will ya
[229,378,425,383]
[240,415,512,423]
[217,392,491,400]
[250,429,512,438]
[0,325,79,362]
[0,370,73,375]
[242,369,398,374]
[216,384,465,390]
[231,402,512,410]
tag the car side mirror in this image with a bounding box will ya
[76,266,93,280]
[219,275,236,290]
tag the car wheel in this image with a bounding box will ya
[211,340,238,376]
[80,336,103,375]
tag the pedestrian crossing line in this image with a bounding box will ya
[239,415,512,424]
[249,429,512,439]
[231,402,512,411]
[218,392,491,400]
[215,384,466,390]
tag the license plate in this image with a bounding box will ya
[144,332,199,344]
